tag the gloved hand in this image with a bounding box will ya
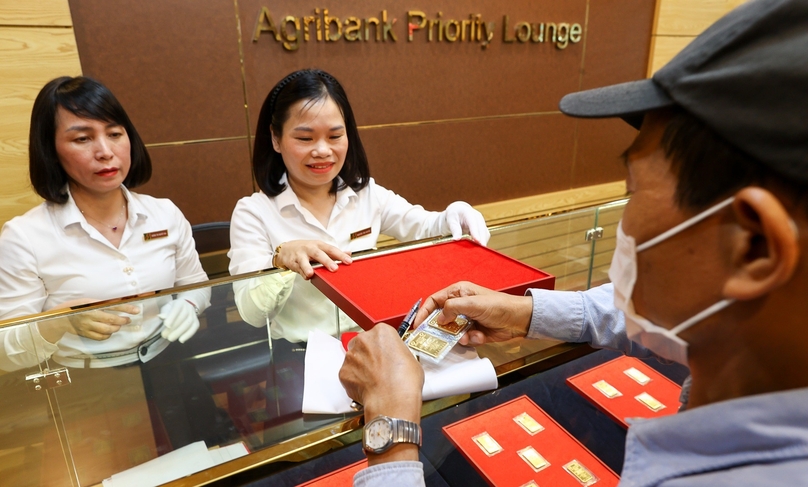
[159,299,200,343]
[444,201,490,246]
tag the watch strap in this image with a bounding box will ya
[390,417,422,448]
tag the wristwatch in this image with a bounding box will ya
[363,415,422,454]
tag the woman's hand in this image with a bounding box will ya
[39,299,141,343]
[444,202,490,246]
[413,281,533,346]
[274,240,352,279]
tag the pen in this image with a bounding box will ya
[397,298,422,337]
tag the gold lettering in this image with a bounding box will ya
[408,10,426,41]
[460,19,470,41]
[315,8,323,41]
[252,7,280,43]
[323,9,341,41]
[344,17,361,41]
[556,23,569,49]
[570,23,582,43]
[303,15,316,41]
[438,12,444,41]
[531,23,545,43]
[444,19,459,42]
[547,22,557,44]
[281,15,300,51]
[382,10,397,42]
[428,16,438,42]
[364,16,380,41]
[480,21,495,48]
[502,15,515,43]
[515,21,530,43]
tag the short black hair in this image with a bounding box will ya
[661,107,806,212]
[253,69,370,197]
[29,76,151,204]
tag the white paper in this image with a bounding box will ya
[302,329,354,414]
[301,329,498,414]
[102,441,249,487]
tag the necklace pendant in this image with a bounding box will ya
[112,226,118,231]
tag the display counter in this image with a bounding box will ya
[0,200,628,487]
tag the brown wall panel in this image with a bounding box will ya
[138,140,253,225]
[68,0,247,144]
[362,114,576,211]
[572,119,633,188]
[67,0,655,224]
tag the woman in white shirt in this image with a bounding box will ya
[229,69,489,343]
[0,76,209,371]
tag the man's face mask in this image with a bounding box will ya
[609,197,736,364]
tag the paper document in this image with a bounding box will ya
[102,441,249,487]
[302,329,498,414]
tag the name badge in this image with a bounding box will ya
[350,227,371,240]
[143,230,169,241]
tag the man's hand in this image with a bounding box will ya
[274,240,352,279]
[339,324,423,465]
[413,281,534,346]
[40,299,140,343]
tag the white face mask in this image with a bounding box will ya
[609,197,736,364]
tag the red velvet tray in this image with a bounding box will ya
[566,356,682,429]
[311,240,554,330]
[442,395,619,487]
[296,459,367,486]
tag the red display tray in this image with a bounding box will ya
[311,239,555,330]
[443,395,619,487]
[296,459,367,486]
[566,356,682,429]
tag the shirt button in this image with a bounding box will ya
[123,266,134,275]
[131,281,137,286]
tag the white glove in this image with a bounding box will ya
[444,201,490,246]
[159,299,200,343]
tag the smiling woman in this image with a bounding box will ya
[228,69,490,345]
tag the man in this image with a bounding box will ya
[340,0,808,485]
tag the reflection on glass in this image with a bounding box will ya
[0,201,626,486]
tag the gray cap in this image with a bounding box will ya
[559,0,808,183]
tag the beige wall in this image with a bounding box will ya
[0,0,82,226]
[0,0,742,228]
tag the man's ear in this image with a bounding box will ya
[723,187,800,300]
[270,127,281,153]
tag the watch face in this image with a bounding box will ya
[364,417,393,452]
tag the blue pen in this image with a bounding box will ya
[397,298,422,337]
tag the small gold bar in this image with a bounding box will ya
[427,312,468,335]
[513,412,545,435]
[517,446,550,472]
[472,432,503,456]
[407,331,450,358]
[624,367,651,385]
[592,379,622,398]
[635,392,666,412]
[563,459,599,486]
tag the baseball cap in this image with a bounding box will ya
[559,0,808,182]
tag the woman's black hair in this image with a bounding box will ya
[29,76,151,204]
[253,69,370,196]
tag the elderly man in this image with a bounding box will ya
[340,0,808,485]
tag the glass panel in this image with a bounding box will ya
[590,200,628,289]
[0,322,76,486]
[0,203,623,485]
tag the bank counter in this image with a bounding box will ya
[0,199,691,487]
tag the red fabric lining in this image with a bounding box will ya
[312,240,554,330]
[566,356,682,429]
[443,395,619,486]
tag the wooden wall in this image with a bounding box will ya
[0,0,744,229]
[0,0,81,226]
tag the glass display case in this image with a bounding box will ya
[0,200,626,487]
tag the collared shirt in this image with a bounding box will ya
[228,176,449,342]
[0,187,209,370]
